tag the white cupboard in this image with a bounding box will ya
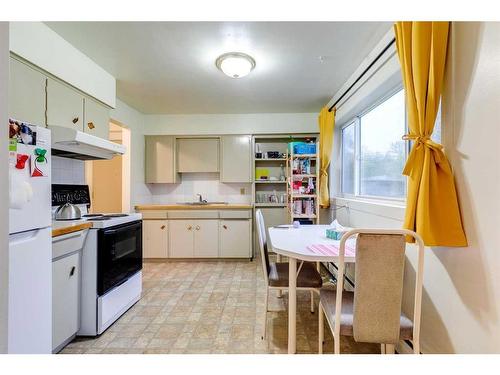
[145,136,179,183]
[8,57,47,125]
[220,220,252,258]
[52,252,80,352]
[46,78,85,131]
[169,220,219,258]
[177,138,220,173]
[220,135,252,183]
[143,220,168,258]
[84,97,110,139]
[193,220,219,258]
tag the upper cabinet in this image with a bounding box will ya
[84,97,110,140]
[220,135,252,183]
[46,78,84,132]
[177,138,220,173]
[8,58,47,125]
[145,135,180,183]
[46,78,111,139]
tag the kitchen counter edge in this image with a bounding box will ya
[135,204,253,211]
[52,222,93,238]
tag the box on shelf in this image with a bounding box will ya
[288,142,316,155]
[255,168,270,180]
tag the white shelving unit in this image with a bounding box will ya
[287,141,320,224]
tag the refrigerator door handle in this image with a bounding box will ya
[8,229,40,245]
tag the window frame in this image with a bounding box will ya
[340,86,409,203]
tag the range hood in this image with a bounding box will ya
[49,126,126,160]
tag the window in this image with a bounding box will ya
[341,122,356,195]
[341,89,407,200]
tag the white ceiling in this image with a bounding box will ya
[45,22,392,114]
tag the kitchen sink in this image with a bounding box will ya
[177,202,228,205]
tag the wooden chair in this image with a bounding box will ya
[255,209,323,339]
[318,228,424,354]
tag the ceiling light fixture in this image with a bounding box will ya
[215,52,256,79]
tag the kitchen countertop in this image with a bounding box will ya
[135,204,253,210]
[52,221,93,238]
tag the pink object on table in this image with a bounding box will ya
[306,243,356,257]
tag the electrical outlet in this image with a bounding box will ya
[240,187,246,195]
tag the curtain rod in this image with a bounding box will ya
[328,37,396,112]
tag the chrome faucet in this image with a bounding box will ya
[196,194,207,203]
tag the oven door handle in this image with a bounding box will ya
[102,221,141,236]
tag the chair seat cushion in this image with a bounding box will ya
[268,262,323,288]
[320,288,413,340]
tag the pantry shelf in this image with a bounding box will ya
[254,158,287,162]
[292,174,317,178]
[254,203,287,208]
[254,180,287,184]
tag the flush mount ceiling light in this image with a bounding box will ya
[215,52,256,79]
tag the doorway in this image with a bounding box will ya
[86,121,131,213]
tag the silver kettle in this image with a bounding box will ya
[55,202,82,221]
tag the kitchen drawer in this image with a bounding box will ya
[140,211,169,219]
[219,210,252,219]
[168,210,219,219]
[52,230,89,260]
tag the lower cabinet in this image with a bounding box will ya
[193,220,219,258]
[141,211,253,260]
[52,251,80,352]
[143,220,168,258]
[169,219,219,258]
[220,220,252,258]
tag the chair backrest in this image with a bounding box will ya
[335,229,425,351]
[255,209,270,284]
[353,233,406,344]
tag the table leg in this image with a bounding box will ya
[288,257,297,354]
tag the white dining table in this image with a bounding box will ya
[268,224,357,354]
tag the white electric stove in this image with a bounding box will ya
[52,184,143,336]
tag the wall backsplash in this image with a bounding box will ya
[147,173,252,204]
[52,156,85,185]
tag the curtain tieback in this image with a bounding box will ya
[401,134,445,176]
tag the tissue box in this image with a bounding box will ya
[326,228,344,240]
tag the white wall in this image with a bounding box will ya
[145,113,317,135]
[118,111,317,208]
[9,22,116,108]
[110,99,151,208]
[332,22,500,353]
[0,21,9,354]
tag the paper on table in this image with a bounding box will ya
[307,243,356,257]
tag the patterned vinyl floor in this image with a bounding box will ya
[61,258,379,354]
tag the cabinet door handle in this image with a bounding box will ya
[195,225,200,231]
[69,266,76,277]
[87,122,95,130]
[222,225,228,229]
[161,225,166,230]
[72,117,79,124]
[187,225,193,231]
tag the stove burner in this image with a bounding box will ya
[82,214,104,218]
[104,214,128,218]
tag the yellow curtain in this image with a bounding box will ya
[394,21,467,246]
[318,106,335,208]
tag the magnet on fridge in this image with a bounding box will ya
[31,148,48,177]
[15,154,29,169]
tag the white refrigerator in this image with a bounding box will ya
[8,123,52,354]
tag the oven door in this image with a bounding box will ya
[97,220,142,296]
